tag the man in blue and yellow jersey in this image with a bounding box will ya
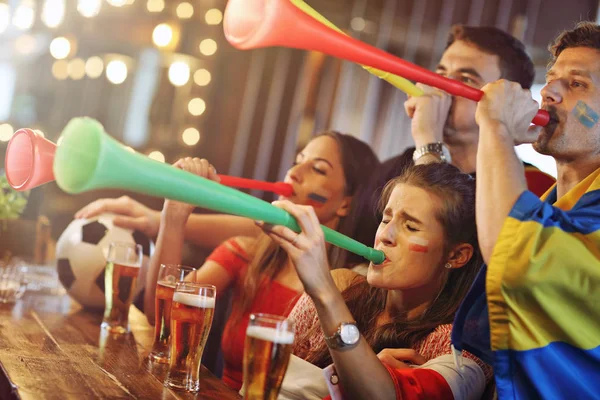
[458,21,600,399]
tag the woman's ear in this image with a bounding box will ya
[335,195,353,218]
[446,243,474,269]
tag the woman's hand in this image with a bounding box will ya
[260,200,335,299]
[377,348,427,369]
[162,158,220,223]
[75,196,161,238]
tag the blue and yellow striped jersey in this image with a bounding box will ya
[453,167,600,399]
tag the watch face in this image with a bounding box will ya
[340,324,360,345]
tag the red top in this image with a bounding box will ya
[524,165,556,197]
[206,239,301,391]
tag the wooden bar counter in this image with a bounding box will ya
[0,291,241,400]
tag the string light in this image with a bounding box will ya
[152,23,173,47]
[204,9,223,25]
[13,0,35,31]
[199,39,217,56]
[42,0,66,28]
[50,37,71,60]
[106,60,128,84]
[77,0,101,18]
[146,0,164,12]
[176,2,193,19]
[193,69,211,86]
[52,60,69,80]
[188,98,206,116]
[68,58,86,80]
[168,61,190,87]
[0,123,14,142]
[350,17,366,32]
[148,150,165,162]
[107,0,127,7]
[85,56,104,79]
[182,128,200,146]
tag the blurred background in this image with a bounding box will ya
[0,0,598,259]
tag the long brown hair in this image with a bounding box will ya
[304,163,482,367]
[232,131,380,322]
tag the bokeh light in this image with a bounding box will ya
[152,23,173,48]
[13,0,35,31]
[77,0,101,18]
[68,58,86,80]
[193,69,211,86]
[182,128,200,146]
[106,60,128,84]
[85,56,104,79]
[168,61,190,87]
[199,39,217,56]
[148,151,165,162]
[146,0,164,12]
[188,98,206,116]
[50,37,71,60]
[205,9,223,25]
[42,0,66,28]
[0,123,14,142]
[176,2,193,19]
[52,60,69,80]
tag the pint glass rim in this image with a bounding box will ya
[159,263,197,272]
[174,281,217,293]
[107,241,143,263]
[249,313,294,330]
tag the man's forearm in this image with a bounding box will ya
[476,122,528,262]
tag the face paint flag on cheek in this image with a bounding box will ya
[306,192,329,208]
[408,236,429,253]
[572,100,600,128]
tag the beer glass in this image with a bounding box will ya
[243,313,295,400]
[149,264,196,364]
[164,282,216,392]
[101,242,143,334]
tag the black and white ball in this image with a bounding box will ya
[55,213,154,310]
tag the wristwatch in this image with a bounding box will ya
[412,142,452,163]
[324,321,360,349]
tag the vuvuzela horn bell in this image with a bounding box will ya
[223,0,550,126]
[4,128,56,191]
[53,118,385,264]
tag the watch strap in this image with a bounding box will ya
[413,142,451,163]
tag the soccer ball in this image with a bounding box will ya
[55,213,154,311]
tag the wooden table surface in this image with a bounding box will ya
[0,292,241,400]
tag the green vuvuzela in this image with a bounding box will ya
[53,118,385,264]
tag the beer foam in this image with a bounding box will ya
[157,280,177,289]
[173,292,215,308]
[115,261,141,268]
[246,326,295,344]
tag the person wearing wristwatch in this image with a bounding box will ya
[347,25,554,269]
[261,163,492,400]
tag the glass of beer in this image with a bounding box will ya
[243,313,295,400]
[101,242,143,334]
[149,264,196,364]
[164,282,216,392]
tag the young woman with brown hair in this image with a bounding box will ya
[144,131,379,390]
[265,163,491,400]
